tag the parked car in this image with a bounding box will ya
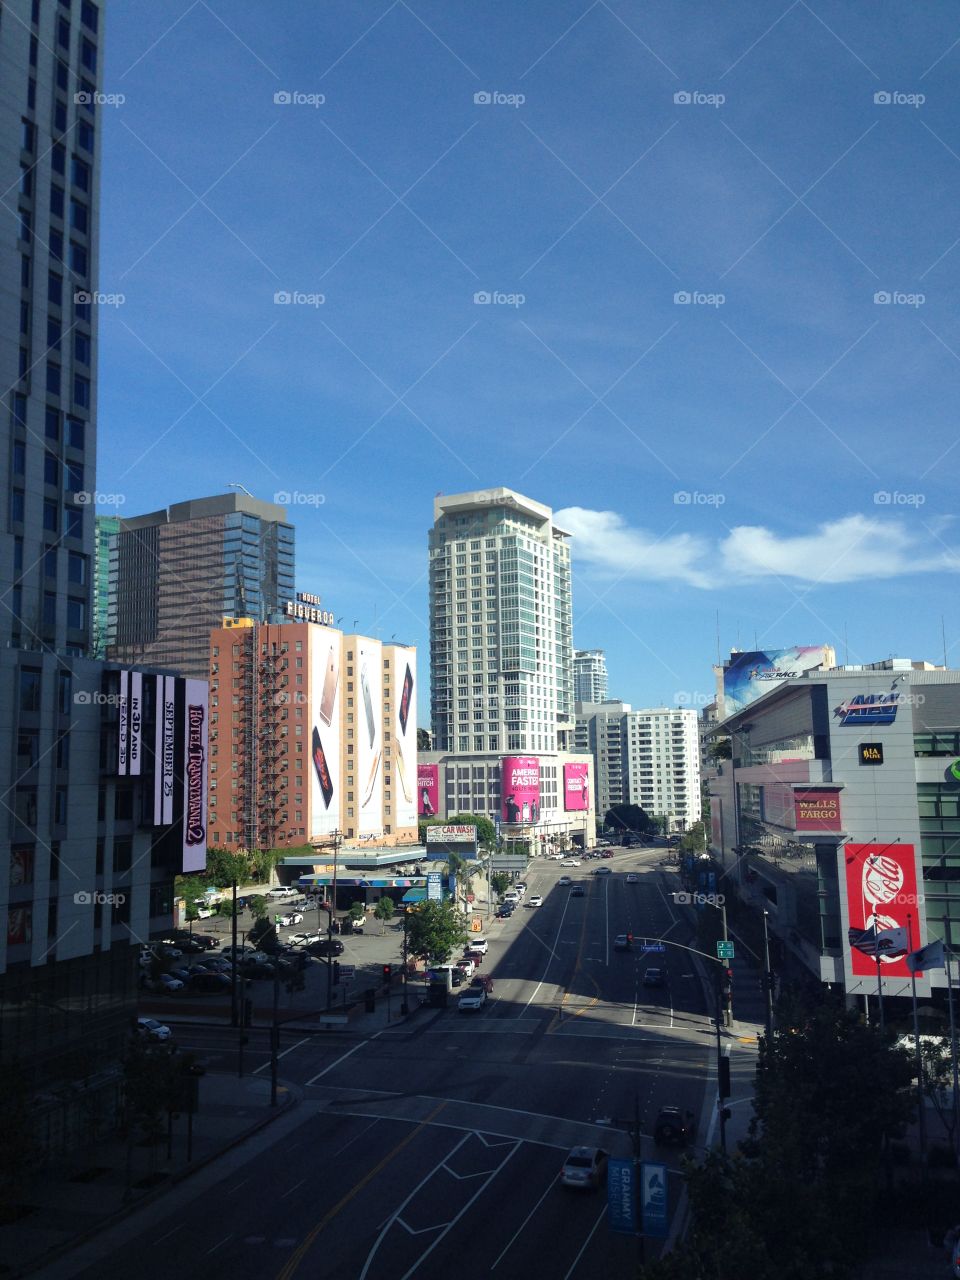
[527,894,543,907]
[560,1146,608,1190]
[220,944,258,961]
[167,968,192,984]
[190,971,231,993]
[137,1017,171,1042]
[465,938,488,956]
[495,905,514,919]
[156,973,184,992]
[471,974,494,993]
[242,962,278,980]
[456,957,475,978]
[267,886,300,899]
[458,986,487,1012]
[279,912,304,927]
[155,943,182,959]
[463,949,485,966]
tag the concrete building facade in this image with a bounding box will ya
[573,649,608,704]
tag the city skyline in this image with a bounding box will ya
[92,3,960,721]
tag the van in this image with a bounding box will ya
[426,964,463,991]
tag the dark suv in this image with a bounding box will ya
[654,1106,694,1146]
[307,938,344,957]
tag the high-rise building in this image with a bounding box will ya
[107,494,295,678]
[574,650,607,704]
[208,620,418,850]
[575,700,630,819]
[0,1,205,1154]
[429,488,573,754]
[93,513,118,657]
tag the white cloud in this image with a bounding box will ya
[558,507,960,587]
[555,507,713,588]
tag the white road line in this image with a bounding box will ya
[281,1178,306,1198]
[563,1202,607,1279]
[490,1173,557,1270]
[305,1030,381,1086]
[518,894,574,1016]
[205,1234,232,1254]
[252,1033,312,1075]
[154,1224,183,1243]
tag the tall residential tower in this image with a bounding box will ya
[574,650,608,704]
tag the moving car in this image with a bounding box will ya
[290,932,321,947]
[137,1017,171,1041]
[613,934,632,952]
[559,1146,608,1190]
[594,865,612,876]
[643,967,667,987]
[626,873,639,884]
[307,938,344,957]
[561,858,581,867]
[654,1106,695,1146]
[458,986,487,1012]
[527,894,543,908]
[570,885,585,898]
[558,876,572,887]
[279,912,304,927]
[600,850,615,859]
[495,906,514,919]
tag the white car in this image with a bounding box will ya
[267,886,299,899]
[458,987,487,1012]
[561,859,581,867]
[527,894,543,907]
[456,957,476,978]
[594,865,612,876]
[626,873,639,884]
[279,912,304,927]
[558,876,572,887]
[157,973,183,992]
[465,938,488,955]
[137,1017,171,1041]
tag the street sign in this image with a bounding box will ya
[490,857,527,871]
[426,824,478,844]
[338,964,355,981]
[426,873,442,902]
[640,940,666,953]
[607,1158,637,1235]
[641,1162,668,1239]
[471,917,482,933]
[717,941,735,960]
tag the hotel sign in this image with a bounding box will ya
[284,591,336,626]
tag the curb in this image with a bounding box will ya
[17,1078,303,1278]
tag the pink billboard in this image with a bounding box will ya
[502,756,540,823]
[563,762,590,811]
[418,764,439,818]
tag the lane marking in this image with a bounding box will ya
[563,1202,607,1279]
[304,1030,381,1086]
[253,1034,313,1076]
[206,1234,232,1254]
[154,1224,183,1243]
[276,1101,448,1280]
[490,1171,558,1270]
[281,1178,306,1199]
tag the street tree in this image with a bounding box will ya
[373,896,395,933]
[490,872,511,898]
[205,847,249,888]
[679,821,707,854]
[348,901,366,929]
[249,895,268,923]
[406,900,468,964]
[604,803,651,835]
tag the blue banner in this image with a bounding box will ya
[641,1162,668,1239]
[607,1158,636,1235]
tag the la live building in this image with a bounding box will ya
[708,658,960,1000]
[423,489,595,847]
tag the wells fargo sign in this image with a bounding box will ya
[794,789,841,832]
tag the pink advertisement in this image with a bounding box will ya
[502,756,540,823]
[563,762,590,811]
[418,764,439,818]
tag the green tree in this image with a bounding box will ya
[374,896,395,933]
[205,846,249,888]
[416,728,431,750]
[250,847,282,884]
[406,900,468,964]
[490,872,511,898]
[123,1039,183,1147]
[708,736,732,761]
[604,803,651,835]
[679,821,707,853]
[348,901,366,930]
[249,895,268,923]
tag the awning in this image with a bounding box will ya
[401,888,427,903]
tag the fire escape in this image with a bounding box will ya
[257,645,287,850]
[235,629,257,850]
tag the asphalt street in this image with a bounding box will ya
[39,847,718,1280]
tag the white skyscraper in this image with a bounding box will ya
[429,488,574,754]
[574,650,608,703]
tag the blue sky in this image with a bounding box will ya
[96,1,960,720]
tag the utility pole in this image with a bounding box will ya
[715,979,728,1154]
[325,829,341,1012]
[270,960,280,1107]
[230,878,239,1026]
[762,910,774,1041]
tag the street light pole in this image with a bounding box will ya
[325,829,341,1012]
[230,878,238,1027]
[762,910,774,1041]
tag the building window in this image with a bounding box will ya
[73,374,90,406]
[48,273,63,306]
[71,156,90,191]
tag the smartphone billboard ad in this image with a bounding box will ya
[182,678,208,872]
[310,626,342,839]
[418,764,439,817]
[393,649,417,829]
[563,762,590,811]
[356,637,382,834]
[501,756,540,823]
[843,842,921,980]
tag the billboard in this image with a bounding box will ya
[833,693,899,727]
[181,678,208,872]
[426,824,477,844]
[563,762,590,811]
[501,756,540,823]
[794,789,841,832]
[418,764,439,817]
[843,842,921,980]
[309,626,342,840]
[117,669,129,775]
[156,675,175,825]
[129,672,142,776]
[722,646,833,715]
[356,637,382,834]
[393,650,417,829]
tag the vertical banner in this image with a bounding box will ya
[501,756,540,823]
[641,1162,668,1239]
[117,669,129,775]
[161,675,175,825]
[394,650,417,829]
[309,626,342,839]
[563,761,590,811]
[153,675,165,824]
[607,1158,637,1235]
[182,678,208,872]
[843,842,920,980]
[357,637,382,835]
[128,671,142,776]
[418,764,439,817]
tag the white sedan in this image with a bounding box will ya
[626,874,639,884]
[561,858,581,867]
[527,894,543,907]
[279,912,304,927]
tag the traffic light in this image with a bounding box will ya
[382,963,392,986]
[332,960,341,985]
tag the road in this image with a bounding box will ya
[43,847,717,1280]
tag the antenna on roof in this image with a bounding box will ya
[228,482,254,497]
